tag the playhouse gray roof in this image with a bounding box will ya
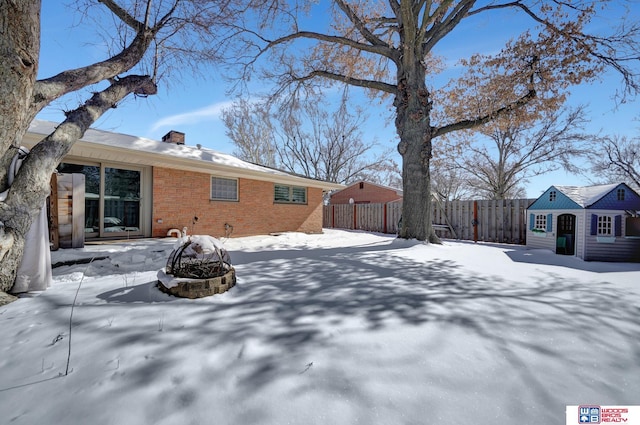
[554,184,619,208]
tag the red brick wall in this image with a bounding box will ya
[152,167,324,238]
[330,182,402,205]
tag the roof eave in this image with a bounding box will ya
[23,129,344,191]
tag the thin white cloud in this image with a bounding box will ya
[150,100,235,132]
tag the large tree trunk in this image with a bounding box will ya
[0,0,40,295]
[394,59,439,243]
[0,75,156,293]
[1,1,159,295]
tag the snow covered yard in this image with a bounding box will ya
[1,229,639,425]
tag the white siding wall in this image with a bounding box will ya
[576,210,587,260]
[526,210,557,252]
[584,209,640,262]
[527,209,583,257]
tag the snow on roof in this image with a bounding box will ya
[554,183,619,207]
[27,120,343,190]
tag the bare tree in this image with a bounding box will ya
[222,98,278,167]
[441,106,590,200]
[229,1,640,242]
[588,135,640,189]
[0,1,240,294]
[430,160,474,201]
[223,93,394,184]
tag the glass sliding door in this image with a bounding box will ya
[103,167,141,235]
[58,162,143,239]
[58,163,101,238]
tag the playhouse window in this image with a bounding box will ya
[549,191,556,202]
[617,188,625,201]
[597,215,613,236]
[534,214,547,230]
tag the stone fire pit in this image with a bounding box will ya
[157,235,236,298]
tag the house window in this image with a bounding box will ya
[211,177,238,201]
[359,182,364,189]
[534,214,547,230]
[626,217,640,237]
[549,191,556,202]
[274,184,307,204]
[617,188,625,201]
[597,215,613,236]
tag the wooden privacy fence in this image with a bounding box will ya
[323,202,402,235]
[323,198,535,244]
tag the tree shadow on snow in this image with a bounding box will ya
[96,281,175,304]
[202,243,640,405]
[31,237,640,423]
[505,248,640,272]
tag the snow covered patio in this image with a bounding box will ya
[1,229,639,425]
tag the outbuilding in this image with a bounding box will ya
[329,180,402,205]
[526,183,640,262]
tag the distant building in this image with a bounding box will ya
[329,181,402,205]
[526,183,640,262]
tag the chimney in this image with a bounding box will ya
[162,130,185,145]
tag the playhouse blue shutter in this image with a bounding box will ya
[529,214,534,230]
[546,214,552,232]
[615,215,622,236]
[590,214,598,235]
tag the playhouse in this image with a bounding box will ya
[526,183,640,262]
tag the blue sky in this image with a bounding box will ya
[35,2,639,198]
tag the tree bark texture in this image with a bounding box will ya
[0,0,40,187]
[393,10,438,243]
[0,0,158,293]
[0,75,156,293]
[0,0,41,294]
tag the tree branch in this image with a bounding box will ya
[335,0,389,48]
[422,1,474,52]
[4,74,157,224]
[292,69,397,95]
[264,29,399,62]
[469,1,640,98]
[432,88,536,139]
[31,2,162,116]
[97,0,145,32]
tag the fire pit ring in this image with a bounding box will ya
[157,235,236,298]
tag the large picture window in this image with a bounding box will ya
[274,184,307,204]
[211,177,238,201]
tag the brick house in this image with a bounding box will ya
[329,180,402,205]
[24,120,343,245]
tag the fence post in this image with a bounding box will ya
[383,203,388,234]
[353,204,357,230]
[473,200,478,243]
[331,205,335,228]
